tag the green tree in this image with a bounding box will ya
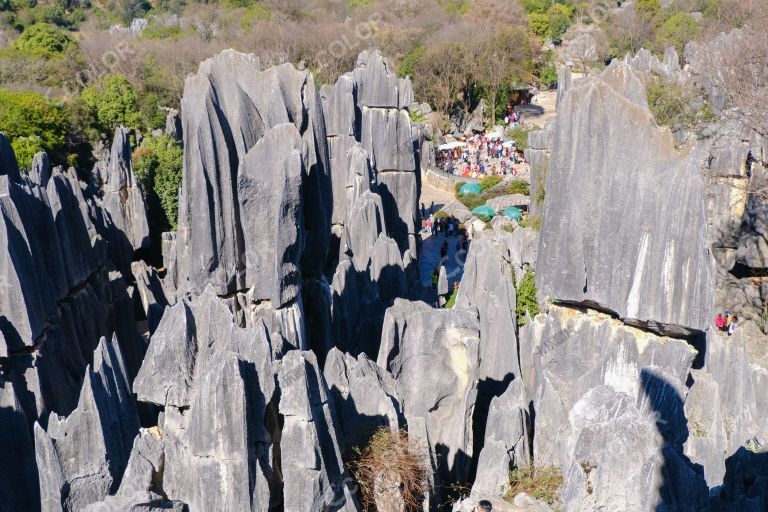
[0,88,68,165]
[546,3,572,43]
[655,13,699,55]
[11,22,75,58]
[82,74,142,133]
[521,0,549,14]
[528,12,550,38]
[635,0,661,23]
[515,269,540,326]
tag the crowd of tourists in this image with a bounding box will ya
[436,133,527,179]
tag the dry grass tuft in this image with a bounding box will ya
[503,465,563,506]
[349,427,427,512]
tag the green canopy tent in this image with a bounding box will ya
[459,183,482,196]
[502,206,523,221]
[471,204,496,220]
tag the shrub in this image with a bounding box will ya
[645,78,711,130]
[518,216,541,231]
[521,0,548,13]
[458,193,485,211]
[546,4,573,42]
[12,22,75,58]
[479,174,502,191]
[655,13,698,55]
[11,135,44,170]
[132,134,183,231]
[507,178,530,196]
[504,465,563,506]
[439,0,470,16]
[444,285,459,309]
[397,45,425,79]
[82,74,142,132]
[539,63,557,88]
[0,88,68,164]
[515,268,539,326]
[349,428,427,512]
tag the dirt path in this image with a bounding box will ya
[526,89,558,128]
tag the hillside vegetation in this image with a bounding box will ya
[0,0,764,169]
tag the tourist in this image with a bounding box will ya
[716,313,724,331]
[440,240,449,261]
[728,315,738,336]
[430,201,435,214]
[476,501,492,512]
[421,202,425,217]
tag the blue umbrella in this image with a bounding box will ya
[459,183,482,196]
[502,206,523,221]
[471,205,496,219]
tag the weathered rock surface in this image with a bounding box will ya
[323,347,405,451]
[175,50,330,298]
[537,62,714,334]
[99,127,150,268]
[377,299,480,489]
[35,335,140,511]
[0,380,40,511]
[469,379,530,499]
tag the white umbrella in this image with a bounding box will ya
[437,141,467,151]
[502,140,516,148]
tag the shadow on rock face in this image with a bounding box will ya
[642,368,768,511]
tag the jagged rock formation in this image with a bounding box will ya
[377,299,481,498]
[537,61,715,335]
[6,38,768,512]
[323,347,405,451]
[97,128,150,270]
[173,50,331,300]
[35,336,140,511]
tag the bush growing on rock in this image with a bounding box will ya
[507,178,530,196]
[479,175,502,190]
[349,428,427,512]
[132,134,183,232]
[515,268,540,326]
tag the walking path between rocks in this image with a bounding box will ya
[419,181,456,216]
